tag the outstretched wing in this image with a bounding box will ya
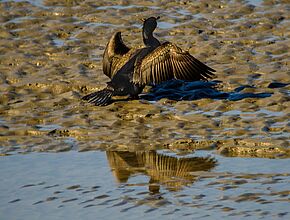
[103,32,130,79]
[133,42,215,85]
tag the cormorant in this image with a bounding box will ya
[82,16,216,106]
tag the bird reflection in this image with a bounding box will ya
[106,151,217,193]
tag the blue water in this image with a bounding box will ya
[1,151,289,220]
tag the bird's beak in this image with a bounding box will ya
[140,18,145,22]
[156,16,160,20]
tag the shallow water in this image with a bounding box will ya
[1,151,290,219]
[0,0,289,219]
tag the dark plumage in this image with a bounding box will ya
[82,16,216,106]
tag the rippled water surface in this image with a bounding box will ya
[0,0,289,219]
[1,151,290,219]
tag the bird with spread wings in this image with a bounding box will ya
[82,16,215,106]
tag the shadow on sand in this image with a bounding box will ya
[140,80,273,102]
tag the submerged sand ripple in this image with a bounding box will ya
[0,0,289,157]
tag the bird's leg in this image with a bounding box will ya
[128,94,139,100]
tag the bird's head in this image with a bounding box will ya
[141,16,160,33]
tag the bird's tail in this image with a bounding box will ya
[82,88,113,106]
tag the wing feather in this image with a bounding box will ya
[103,32,130,79]
[173,58,185,79]
[133,42,215,85]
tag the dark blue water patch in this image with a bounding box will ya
[234,85,255,92]
[268,82,289,89]
[227,92,272,101]
[140,80,273,102]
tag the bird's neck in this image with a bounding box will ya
[142,30,160,47]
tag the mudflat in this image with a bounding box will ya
[0,0,289,157]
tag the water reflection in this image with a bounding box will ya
[106,151,217,192]
[1,151,290,219]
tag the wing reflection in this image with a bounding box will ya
[106,151,217,193]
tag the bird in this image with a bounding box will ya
[82,16,216,106]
